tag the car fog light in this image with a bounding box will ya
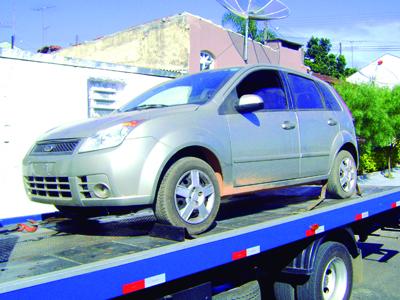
[93,183,111,199]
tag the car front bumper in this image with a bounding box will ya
[22,137,165,207]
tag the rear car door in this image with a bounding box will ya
[286,73,340,177]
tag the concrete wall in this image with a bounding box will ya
[0,49,173,220]
[58,15,190,73]
[57,13,306,74]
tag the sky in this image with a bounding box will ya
[0,0,399,69]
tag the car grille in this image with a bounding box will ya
[32,139,80,154]
[24,176,72,199]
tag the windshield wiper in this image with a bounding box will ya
[124,104,169,112]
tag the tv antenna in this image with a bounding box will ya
[217,0,289,63]
[32,5,55,46]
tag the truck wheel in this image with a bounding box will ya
[273,281,295,300]
[327,150,357,199]
[296,241,353,300]
[155,157,220,235]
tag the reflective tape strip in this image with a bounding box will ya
[306,225,325,237]
[355,211,369,220]
[123,273,166,294]
[232,245,260,260]
[391,201,400,208]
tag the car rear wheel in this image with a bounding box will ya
[155,157,221,235]
[327,150,357,199]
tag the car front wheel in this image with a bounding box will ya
[155,157,221,235]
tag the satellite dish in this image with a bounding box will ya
[217,0,289,63]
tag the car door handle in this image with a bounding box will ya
[328,118,338,126]
[281,121,296,130]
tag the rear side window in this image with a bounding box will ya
[318,83,342,111]
[288,74,324,110]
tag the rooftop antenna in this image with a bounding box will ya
[0,21,13,48]
[217,0,289,63]
[32,5,55,46]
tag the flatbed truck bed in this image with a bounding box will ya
[1,185,399,299]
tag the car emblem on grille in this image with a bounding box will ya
[43,144,55,152]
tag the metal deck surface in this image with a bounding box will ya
[0,185,395,288]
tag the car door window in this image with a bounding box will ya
[288,74,324,110]
[236,70,288,110]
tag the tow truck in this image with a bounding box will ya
[0,183,399,299]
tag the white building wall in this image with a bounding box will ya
[0,50,174,220]
[347,54,400,89]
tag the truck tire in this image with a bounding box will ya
[155,157,220,235]
[213,280,261,300]
[327,150,357,199]
[296,241,353,300]
[273,281,295,300]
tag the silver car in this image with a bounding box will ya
[23,65,358,234]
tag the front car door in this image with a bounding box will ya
[224,69,300,187]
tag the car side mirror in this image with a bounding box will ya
[236,94,264,113]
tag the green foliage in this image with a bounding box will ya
[359,149,377,173]
[305,37,354,79]
[221,12,277,43]
[335,81,400,173]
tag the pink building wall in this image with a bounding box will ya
[187,14,306,73]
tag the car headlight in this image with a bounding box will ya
[78,121,140,153]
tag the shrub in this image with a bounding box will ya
[334,81,400,173]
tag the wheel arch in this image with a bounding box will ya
[281,227,359,276]
[339,142,359,167]
[153,145,224,202]
[321,227,360,259]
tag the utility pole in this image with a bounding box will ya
[350,41,354,68]
[11,0,16,48]
[32,5,55,46]
[339,42,342,55]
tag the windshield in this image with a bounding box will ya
[118,68,239,112]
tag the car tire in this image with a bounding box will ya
[296,241,353,300]
[327,150,357,199]
[155,157,221,235]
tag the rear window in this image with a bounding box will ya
[318,83,342,111]
[288,74,324,110]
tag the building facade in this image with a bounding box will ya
[58,12,307,74]
[347,54,400,89]
[0,49,175,219]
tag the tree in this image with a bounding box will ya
[221,12,276,43]
[334,81,400,174]
[305,37,354,79]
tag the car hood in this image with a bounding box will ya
[39,105,199,141]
